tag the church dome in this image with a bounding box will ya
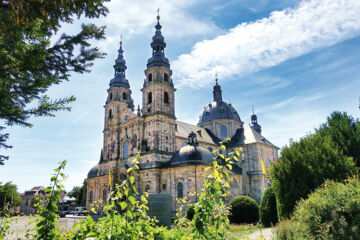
[198,78,241,124]
[170,132,214,167]
[199,101,241,123]
[87,165,99,179]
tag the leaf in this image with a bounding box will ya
[120,201,127,210]
[128,195,136,204]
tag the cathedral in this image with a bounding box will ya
[86,14,279,215]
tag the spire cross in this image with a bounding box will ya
[157,8,160,21]
[215,72,218,84]
[120,34,123,46]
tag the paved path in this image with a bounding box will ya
[245,228,274,240]
[4,215,84,240]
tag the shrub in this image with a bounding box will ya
[275,178,360,240]
[186,205,195,221]
[270,133,356,219]
[259,187,278,227]
[229,195,259,224]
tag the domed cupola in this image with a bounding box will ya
[198,77,241,124]
[109,39,130,88]
[250,106,262,134]
[147,12,170,68]
[169,132,214,167]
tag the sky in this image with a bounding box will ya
[1,0,360,193]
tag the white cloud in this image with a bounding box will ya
[104,0,219,38]
[172,0,360,89]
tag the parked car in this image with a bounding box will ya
[74,207,86,215]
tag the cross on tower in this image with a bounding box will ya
[215,72,218,84]
[120,34,123,46]
[157,8,160,21]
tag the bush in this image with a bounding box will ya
[229,195,259,224]
[275,178,360,240]
[270,133,356,219]
[259,187,278,227]
[186,205,195,221]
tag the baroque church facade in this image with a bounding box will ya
[86,15,279,215]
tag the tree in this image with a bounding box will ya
[0,0,109,165]
[259,187,278,227]
[270,133,356,220]
[317,111,360,169]
[0,182,22,211]
[68,185,84,205]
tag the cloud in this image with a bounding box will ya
[104,0,219,38]
[172,0,360,89]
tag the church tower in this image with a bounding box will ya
[103,40,134,160]
[141,12,176,155]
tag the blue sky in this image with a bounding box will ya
[1,0,360,193]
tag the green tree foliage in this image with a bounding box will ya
[317,111,360,169]
[68,185,84,205]
[270,133,356,219]
[0,182,22,211]
[30,196,42,213]
[275,178,360,240]
[0,0,109,164]
[228,195,259,224]
[259,187,278,227]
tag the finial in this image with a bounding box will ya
[156,8,160,21]
[215,72,218,85]
[120,34,123,46]
[252,104,255,115]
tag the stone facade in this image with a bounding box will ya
[86,16,278,214]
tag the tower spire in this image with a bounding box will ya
[109,36,130,88]
[213,74,222,102]
[251,105,262,134]
[146,10,170,68]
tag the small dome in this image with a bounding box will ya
[87,165,99,179]
[170,145,213,166]
[170,132,214,166]
[199,101,241,123]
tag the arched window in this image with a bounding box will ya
[148,92,152,104]
[162,184,166,190]
[230,179,239,189]
[124,115,128,121]
[148,73,152,82]
[220,125,227,139]
[145,185,150,192]
[164,73,168,82]
[103,189,107,201]
[123,141,128,159]
[122,92,127,100]
[89,191,93,203]
[108,109,112,119]
[177,182,183,198]
[109,92,113,100]
[164,92,169,104]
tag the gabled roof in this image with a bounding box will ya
[175,121,216,146]
[243,126,278,149]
